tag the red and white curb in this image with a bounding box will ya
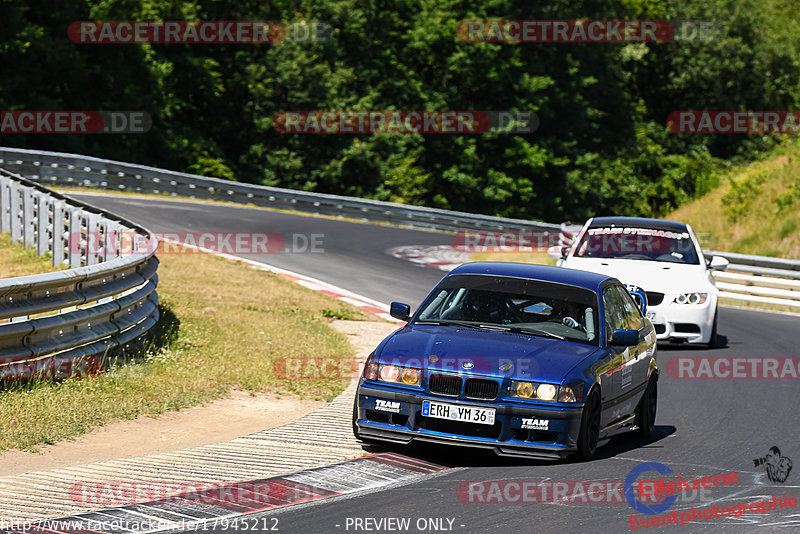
[162,238,401,322]
[388,245,469,272]
[0,454,449,534]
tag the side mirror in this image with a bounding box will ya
[547,245,565,261]
[611,329,639,347]
[390,302,411,321]
[708,256,729,271]
[625,284,648,315]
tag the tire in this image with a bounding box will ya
[707,308,719,349]
[352,397,360,439]
[635,376,657,437]
[575,389,601,460]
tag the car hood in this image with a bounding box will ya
[376,325,599,384]
[562,257,715,293]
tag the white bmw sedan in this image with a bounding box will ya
[555,216,728,348]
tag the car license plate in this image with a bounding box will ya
[646,310,656,321]
[421,400,495,425]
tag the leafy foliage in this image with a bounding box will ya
[2,0,799,222]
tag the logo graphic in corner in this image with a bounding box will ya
[753,446,792,483]
[625,462,677,515]
[521,417,549,431]
[375,400,401,413]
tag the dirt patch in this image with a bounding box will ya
[0,320,398,478]
[0,390,324,477]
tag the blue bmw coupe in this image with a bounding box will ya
[353,262,658,460]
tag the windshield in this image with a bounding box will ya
[573,226,699,264]
[413,274,600,346]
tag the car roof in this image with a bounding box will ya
[448,262,614,292]
[588,216,688,233]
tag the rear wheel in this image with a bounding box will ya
[575,389,601,460]
[635,376,657,437]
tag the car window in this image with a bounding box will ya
[573,226,700,264]
[602,287,626,342]
[615,285,644,330]
[414,274,600,346]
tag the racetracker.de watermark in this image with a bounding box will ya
[0,355,102,381]
[68,20,331,44]
[456,20,720,43]
[457,19,672,42]
[0,111,151,134]
[272,111,537,134]
[456,480,712,505]
[273,357,361,380]
[666,357,800,379]
[451,231,561,251]
[69,480,308,506]
[69,231,324,256]
[668,111,800,134]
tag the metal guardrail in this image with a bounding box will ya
[2,146,798,313]
[0,167,160,379]
[704,250,800,309]
[0,147,560,233]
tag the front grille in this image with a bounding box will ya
[464,378,499,400]
[646,292,665,306]
[674,323,701,333]
[418,415,502,439]
[654,324,666,334]
[428,373,462,396]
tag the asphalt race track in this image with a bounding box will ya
[71,194,800,533]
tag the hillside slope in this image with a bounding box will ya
[669,145,800,259]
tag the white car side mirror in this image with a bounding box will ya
[709,256,729,270]
[547,245,565,261]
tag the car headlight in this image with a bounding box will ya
[674,292,708,305]
[361,355,421,387]
[509,381,578,402]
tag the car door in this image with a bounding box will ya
[613,284,650,416]
[599,285,628,426]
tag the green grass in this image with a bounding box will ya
[669,139,800,258]
[321,307,366,320]
[0,233,65,277]
[468,251,556,265]
[0,240,374,451]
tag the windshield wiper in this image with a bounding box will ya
[499,326,565,340]
[416,321,565,340]
[414,320,484,330]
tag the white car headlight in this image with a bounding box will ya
[674,292,708,305]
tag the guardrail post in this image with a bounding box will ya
[52,200,66,266]
[36,193,50,257]
[0,176,10,232]
[23,187,35,248]
[86,213,100,265]
[10,181,21,242]
[67,206,82,267]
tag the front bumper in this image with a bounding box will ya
[354,383,584,460]
[646,295,716,344]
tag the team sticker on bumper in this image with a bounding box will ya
[521,417,550,431]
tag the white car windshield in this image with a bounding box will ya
[413,274,600,346]
[573,226,700,264]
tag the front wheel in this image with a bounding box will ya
[635,376,657,437]
[575,389,601,460]
[707,308,719,349]
[352,397,360,439]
